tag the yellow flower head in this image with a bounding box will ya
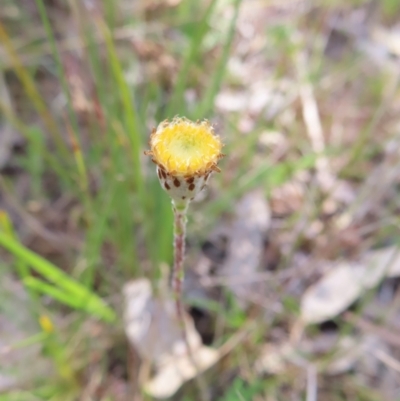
[145,117,224,203]
[147,117,223,177]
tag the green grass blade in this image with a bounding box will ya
[166,0,219,116]
[0,211,29,280]
[0,232,115,322]
[23,277,115,322]
[34,0,81,139]
[97,17,144,199]
[195,0,242,118]
[0,22,68,160]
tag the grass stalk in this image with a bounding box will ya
[166,0,218,116]
[96,17,144,199]
[195,0,242,118]
[0,22,68,159]
[34,0,81,138]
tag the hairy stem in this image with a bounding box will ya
[171,200,209,401]
[172,200,188,328]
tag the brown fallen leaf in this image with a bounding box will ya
[220,190,271,308]
[324,335,378,375]
[144,347,219,399]
[255,334,390,379]
[123,278,220,399]
[300,246,400,324]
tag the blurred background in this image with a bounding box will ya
[1,0,400,400]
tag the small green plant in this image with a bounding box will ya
[145,117,224,322]
[145,116,224,400]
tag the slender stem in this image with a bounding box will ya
[171,200,209,401]
[172,200,188,326]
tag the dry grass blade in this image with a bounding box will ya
[297,50,335,192]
